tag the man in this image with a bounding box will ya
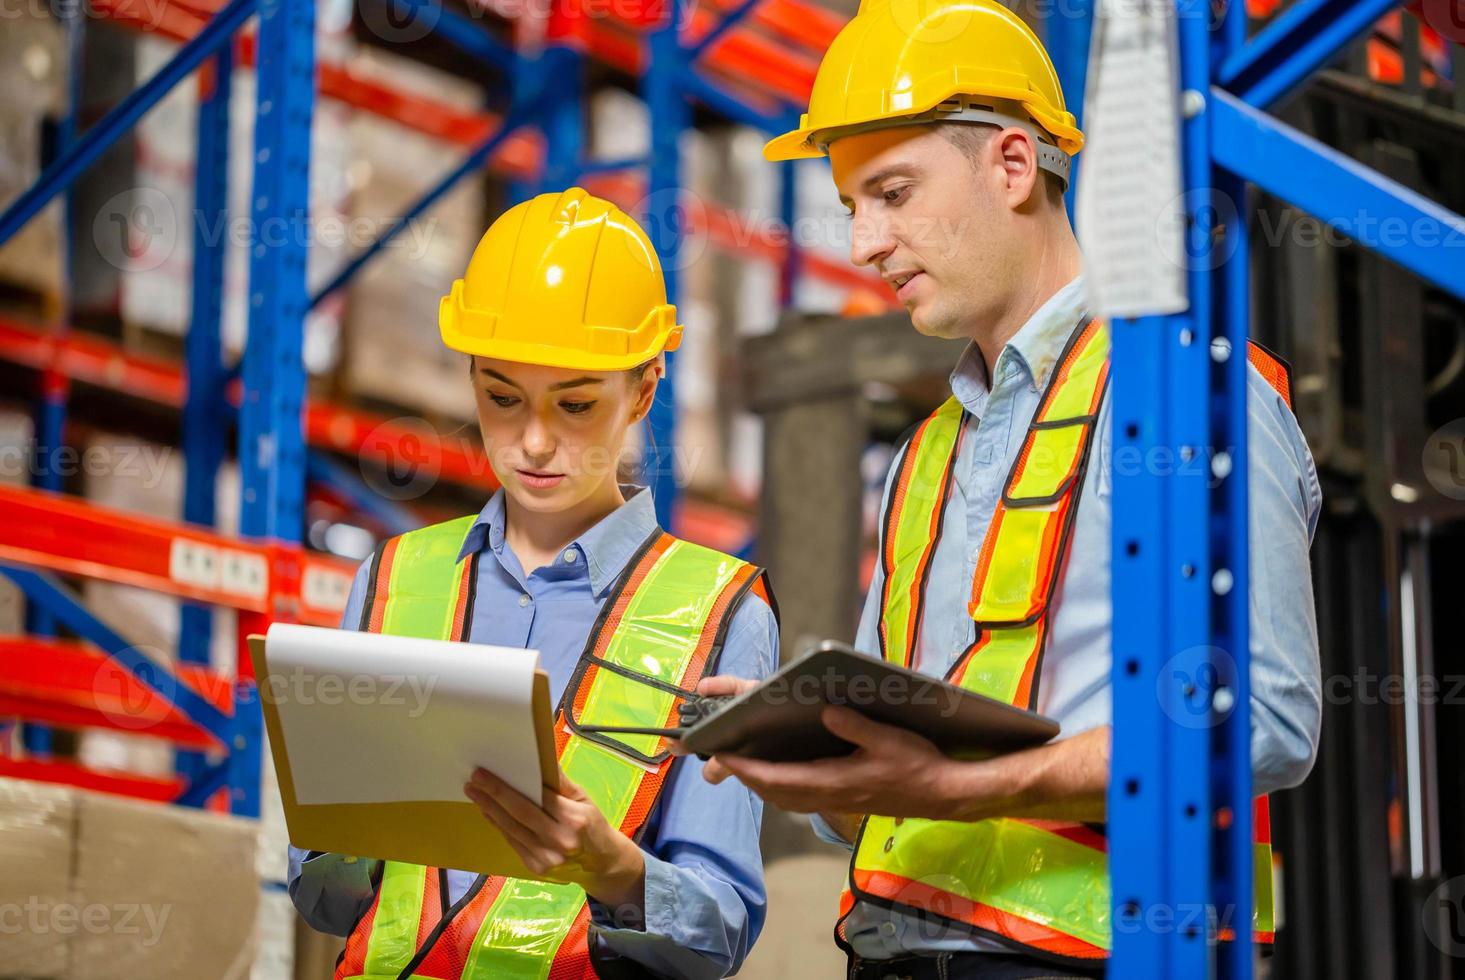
[694,1,1323,977]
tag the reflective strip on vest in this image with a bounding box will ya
[877,398,964,669]
[337,518,757,980]
[849,319,1282,961]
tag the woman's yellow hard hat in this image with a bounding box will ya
[764,0,1083,184]
[439,188,683,372]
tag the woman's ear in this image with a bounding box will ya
[632,356,663,421]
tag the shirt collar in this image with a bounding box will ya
[949,275,1088,414]
[458,484,660,597]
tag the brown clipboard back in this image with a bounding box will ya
[248,633,560,878]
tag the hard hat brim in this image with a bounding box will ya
[441,319,683,373]
[763,127,824,162]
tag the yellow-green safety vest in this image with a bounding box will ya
[840,318,1282,964]
[336,515,768,980]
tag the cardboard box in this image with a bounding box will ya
[0,778,75,978]
[0,11,64,301]
[67,789,260,980]
[340,51,482,422]
[0,777,261,980]
[293,920,346,980]
[251,889,295,980]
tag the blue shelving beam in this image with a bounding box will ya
[0,0,315,814]
[1039,0,1465,975]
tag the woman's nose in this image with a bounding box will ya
[521,414,555,458]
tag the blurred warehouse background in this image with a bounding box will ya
[0,0,1463,976]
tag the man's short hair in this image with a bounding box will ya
[935,123,1066,207]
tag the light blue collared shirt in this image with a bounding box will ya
[288,487,778,979]
[819,277,1324,958]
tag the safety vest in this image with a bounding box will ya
[336,515,768,980]
[839,318,1291,963]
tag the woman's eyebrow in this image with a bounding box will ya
[549,377,605,391]
[478,367,520,388]
[478,367,605,391]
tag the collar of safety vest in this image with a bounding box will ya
[459,484,660,596]
[948,275,1088,415]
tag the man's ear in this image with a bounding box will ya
[994,128,1042,207]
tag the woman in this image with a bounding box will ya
[287,188,778,980]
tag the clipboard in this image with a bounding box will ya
[248,633,560,878]
[673,640,1059,762]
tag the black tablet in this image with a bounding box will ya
[678,640,1060,762]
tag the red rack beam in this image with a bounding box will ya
[0,756,188,803]
[0,314,503,493]
[0,484,354,626]
[0,637,230,750]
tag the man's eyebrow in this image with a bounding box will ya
[837,165,920,209]
[860,165,919,194]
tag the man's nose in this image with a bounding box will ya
[850,213,896,268]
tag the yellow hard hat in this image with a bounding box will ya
[764,0,1083,185]
[439,188,682,372]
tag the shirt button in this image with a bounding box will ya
[563,549,578,564]
[517,594,531,608]
[880,921,897,938]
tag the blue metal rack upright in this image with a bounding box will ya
[1038,0,1465,975]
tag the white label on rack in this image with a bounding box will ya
[220,550,269,600]
[1075,0,1188,318]
[170,538,221,591]
[301,565,353,613]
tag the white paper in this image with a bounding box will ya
[263,622,545,807]
[1075,0,1189,318]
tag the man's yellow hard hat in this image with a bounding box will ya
[439,188,683,372]
[764,0,1083,184]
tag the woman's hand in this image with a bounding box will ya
[464,768,646,912]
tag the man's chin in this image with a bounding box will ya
[907,305,959,340]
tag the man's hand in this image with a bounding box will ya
[702,703,965,818]
[692,686,1111,823]
[666,674,756,758]
[675,676,867,840]
[464,768,646,910]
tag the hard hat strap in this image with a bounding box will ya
[813,98,1073,188]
